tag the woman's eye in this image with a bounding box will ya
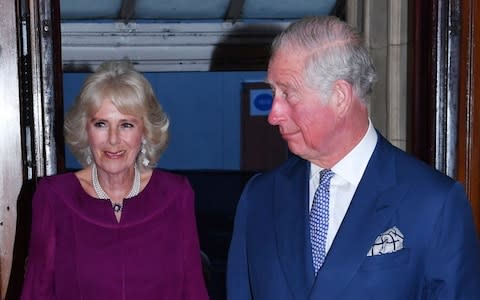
[121,122,134,129]
[93,121,106,128]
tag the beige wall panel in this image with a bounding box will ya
[0,0,22,298]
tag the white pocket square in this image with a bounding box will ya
[367,226,404,256]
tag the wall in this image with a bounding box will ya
[0,1,23,296]
[63,71,267,170]
[347,0,409,150]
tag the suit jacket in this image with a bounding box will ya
[227,134,480,299]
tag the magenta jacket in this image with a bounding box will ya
[21,169,209,300]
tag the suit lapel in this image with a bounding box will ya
[309,136,409,299]
[274,157,312,299]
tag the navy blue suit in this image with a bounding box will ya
[227,134,480,299]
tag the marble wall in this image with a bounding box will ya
[347,0,409,150]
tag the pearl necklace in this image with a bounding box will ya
[91,163,141,213]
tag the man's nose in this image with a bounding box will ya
[268,95,285,125]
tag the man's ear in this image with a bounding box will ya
[332,80,353,117]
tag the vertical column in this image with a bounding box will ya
[458,0,480,236]
[346,0,409,151]
[363,0,389,139]
[0,0,22,297]
[387,0,409,150]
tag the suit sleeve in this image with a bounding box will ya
[227,176,258,300]
[20,179,56,300]
[423,182,480,299]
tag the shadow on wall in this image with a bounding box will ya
[209,23,285,72]
[209,0,347,72]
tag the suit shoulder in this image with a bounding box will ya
[374,136,462,196]
[252,154,298,174]
[393,148,456,186]
[244,155,304,190]
[380,146,468,207]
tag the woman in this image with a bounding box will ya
[21,61,209,299]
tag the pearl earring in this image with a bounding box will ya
[141,139,150,167]
[86,148,92,165]
[142,158,150,167]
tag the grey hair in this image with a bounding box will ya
[271,16,377,103]
[64,60,170,170]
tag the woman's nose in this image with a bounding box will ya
[108,127,119,145]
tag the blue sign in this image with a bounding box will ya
[250,89,273,116]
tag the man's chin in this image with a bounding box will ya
[286,143,302,157]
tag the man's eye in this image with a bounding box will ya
[272,89,287,99]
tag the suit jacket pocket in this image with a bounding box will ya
[359,248,410,271]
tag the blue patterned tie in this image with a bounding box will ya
[310,169,334,275]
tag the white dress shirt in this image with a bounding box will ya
[309,120,378,255]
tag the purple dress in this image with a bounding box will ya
[20,169,209,300]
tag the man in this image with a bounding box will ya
[227,16,480,299]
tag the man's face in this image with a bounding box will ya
[267,47,339,162]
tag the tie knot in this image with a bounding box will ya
[319,169,334,185]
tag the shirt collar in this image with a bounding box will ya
[310,119,377,186]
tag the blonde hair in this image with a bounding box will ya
[64,60,169,169]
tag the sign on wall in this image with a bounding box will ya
[249,88,273,116]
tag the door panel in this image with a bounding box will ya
[458,0,480,236]
[0,0,23,297]
[241,82,288,171]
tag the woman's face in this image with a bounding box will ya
[87,99,144,175]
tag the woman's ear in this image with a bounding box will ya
[332,80,353,117]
